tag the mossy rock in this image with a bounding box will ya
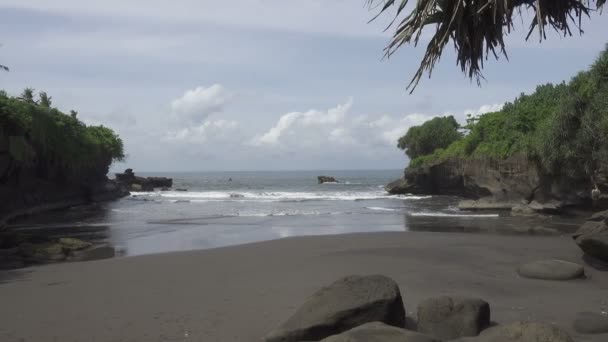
[18,242,67,262]
[58,237,92,251]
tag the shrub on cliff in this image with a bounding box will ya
[397,116,462,160]
[0,90,124,180]
[401,45,608,187]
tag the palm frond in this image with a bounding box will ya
[368,0,605,92]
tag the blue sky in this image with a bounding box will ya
[1,1,606,171]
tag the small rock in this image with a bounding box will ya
[130,184,143,192]
[58,238,92,251]
[517,259,584,281]
[511,205,537,217]
[321,322,439,342]
[471,321,573,342]
[18,242,66,262]
[265,275,406,342]
[573,312,608,334]
[417,296,490,340]
[318,176,338,184]
[67,244,115,262]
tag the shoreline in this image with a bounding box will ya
[1,231,606,341]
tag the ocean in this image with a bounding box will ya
[9,170,585,257]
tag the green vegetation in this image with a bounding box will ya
[401,45,608,184]
[367,0,606,91]
[0,90,124,175]
[397,116,461,160]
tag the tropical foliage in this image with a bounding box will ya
[0,90,124,176]
[401,45,608,184]
[368,0,606,91]
[397,116,462,159]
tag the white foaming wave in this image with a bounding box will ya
[131,191,430,202]
[226,210,347,217]
[409,212,500,218]
[366,207,401,212]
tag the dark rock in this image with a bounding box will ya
[147,177,172,188]
[318,176,338,184]
[115,169,172,191]
[588,210,608,222]
[175,188,188,192]
[385,178,412,195]
[459,199,518,211]
[58,238,92,251]
[264,275,406,342]
[517,259,584,281]
[67,244,115,262]
[458,321,574,342]
[417,296,490,340]
[573,312,608,334]
[320,322,439,342]
[161,187,171,191]
[573,214,608,263]
[18,242,66,262]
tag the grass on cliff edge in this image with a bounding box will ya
[405,45,608,183]
[0,90,124,174]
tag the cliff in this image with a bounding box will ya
[386,156,608,211]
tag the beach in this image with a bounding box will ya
[1,231,606,342]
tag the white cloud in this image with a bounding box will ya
[171,85,232,124]
[165,119,238,144]
[251,98,353,146]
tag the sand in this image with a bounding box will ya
[0,231,607,342]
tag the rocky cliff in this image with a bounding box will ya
[0,150,128,227]
[386,156,608,211]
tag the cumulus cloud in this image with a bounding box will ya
[171,84,232,124]
[251,98,353,146]
[165,119,239,144]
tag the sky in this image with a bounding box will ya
[0,1,606,172]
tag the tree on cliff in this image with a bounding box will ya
[19,88,36,104]
[398,116,462,159]
[38,91,52,108]
[367,0,606,91]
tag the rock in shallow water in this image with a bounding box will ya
[573,312,608,334]
[573,212,608,263]
[517,259,584,281]
[320,322,439,342]
[264,275,406,342]
[417,296,490,340]
[453,322,574,342]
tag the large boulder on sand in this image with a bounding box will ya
[453,321,574,342]
[573,210,608,263]
[264,275,406,342]
[517,259,585,281]
[320,322,439,342]
[417,296,490,340]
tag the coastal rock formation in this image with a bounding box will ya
[14,237,110,264]
[320,322,439,342]
[318,176,338,184]
[517,260,585,281]
[386,157,606,211]
[417,296,490,340]
[115,169,173,192]
[573,210,608,263]
[453,322,574,342]
[573,312,608,334]
[264,275,406,342]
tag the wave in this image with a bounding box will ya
[130,191,431,202]
[365,207,401,212]
[409,212,500,218]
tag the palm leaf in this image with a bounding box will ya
[368,0,605,92]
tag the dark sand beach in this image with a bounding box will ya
[1,231,606,342]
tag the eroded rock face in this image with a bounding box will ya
[417,296,490,340]
[115,169,173,192]
[320,322,439,342]
[265,275,406,342]
[573,211,608,263]
[517,260,585,281]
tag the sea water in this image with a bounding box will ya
[9,170,584,257]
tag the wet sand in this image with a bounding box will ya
[0,231,607,342]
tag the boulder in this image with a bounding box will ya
[265,275,406,342]
[573,312,608,334]
[573,213,608,263]
[517,259,585,281]
[320,322,439,342]
[318,176,338,184]
[456,322,574,342]
[417,296,490,340]
[130,184,143,192]
[147,177,173,188]
[18,242,66,262]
